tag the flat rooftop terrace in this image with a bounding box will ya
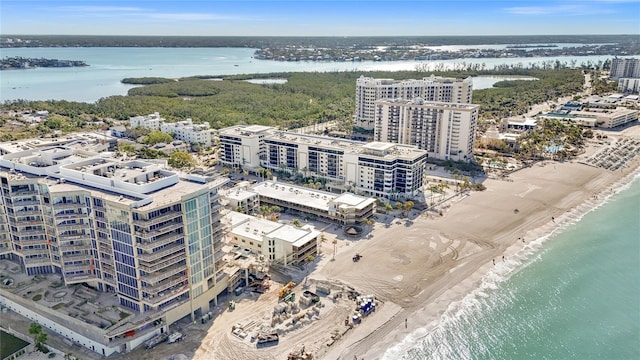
[0,259,165,344]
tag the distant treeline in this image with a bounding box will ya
[1,34,638,48]
[121,77,176,85]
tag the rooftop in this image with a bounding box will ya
[225,211,319,246]
[225,188,257,202]
[251,180,375,212]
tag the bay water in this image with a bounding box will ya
[385,175,640,360]
[0,47,626,103]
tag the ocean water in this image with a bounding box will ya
[385,175,640,360]
[0,47,627,103]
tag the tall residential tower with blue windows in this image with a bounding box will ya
[0,134,228,356]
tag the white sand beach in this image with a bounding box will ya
[319,127,640,360]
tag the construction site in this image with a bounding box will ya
[192,276,379,360]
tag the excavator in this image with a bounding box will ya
[278,281,295,298]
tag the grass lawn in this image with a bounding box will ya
[0,329,30,359]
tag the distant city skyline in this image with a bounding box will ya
[1,0,639,37]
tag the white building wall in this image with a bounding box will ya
[355,76,473,130]
[130,113,164,131]
[0,294,120,356]
[618,78,640,94]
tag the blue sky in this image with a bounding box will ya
[1,0,639,36]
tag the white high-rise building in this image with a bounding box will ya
[219,125,273,169]
[218,125,428,200]
[355,75,473,130]
[610,58,640,80]
[374,98,479,161]
[0,135,228,356]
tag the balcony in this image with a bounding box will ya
[10,199,41,206]
[14,209,42,216]
[63,264,90,273]
[143,273,186,293]
[56,222,89,231]
[52,202,85,210]
[58,233,89,241]
[14,237,46,244]
[133,211,182,227]
[64,273,95,284]
[21,248,50,256]
[141,262,186,283]
[58,243,91,252]
[11,218,43,226]
[135,222,183,239]
[138,243,184,262]
[139,253,186,273]
[137,231,183,251]
[143,287,188,305]
[98,243,112,254]
[101,262,116,275]
[25,256,52,265]
[16,228,46,236]
[55,212,88,220]
[62,252,93,262]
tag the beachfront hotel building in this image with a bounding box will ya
[219,125,429,200]
[249,180,376,225]
[539,108,639,129]
[374,98,479,161]
[219,125,272,169]
[610,58,640,80]
[224,211,319,266]
[0,135,229,356]
[130,112,214,147]
[355,75,473,130]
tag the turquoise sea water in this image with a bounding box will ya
[387,176,640,359]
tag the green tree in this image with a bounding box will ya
[118,143,136,155]
[145,130,173,145]
[29,323,48,353]
[292,219,302,227]
[168,151,196,169]
[304,254,315,284]
[402,201,414,215]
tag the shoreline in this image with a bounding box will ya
[317,128,640,360]
[381,160,640,360]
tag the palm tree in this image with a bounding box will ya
[332,239,337,261]
[304,254,315,284]
[403,201,414,215]
[29,323,48,353]
[428,185,440,207]
[384,202,393,213]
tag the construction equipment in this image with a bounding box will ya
[167,332,183,343]
[144,333,168,349]
[302,290,320,303]
[278,281,296,298]
[257,332,279,347]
